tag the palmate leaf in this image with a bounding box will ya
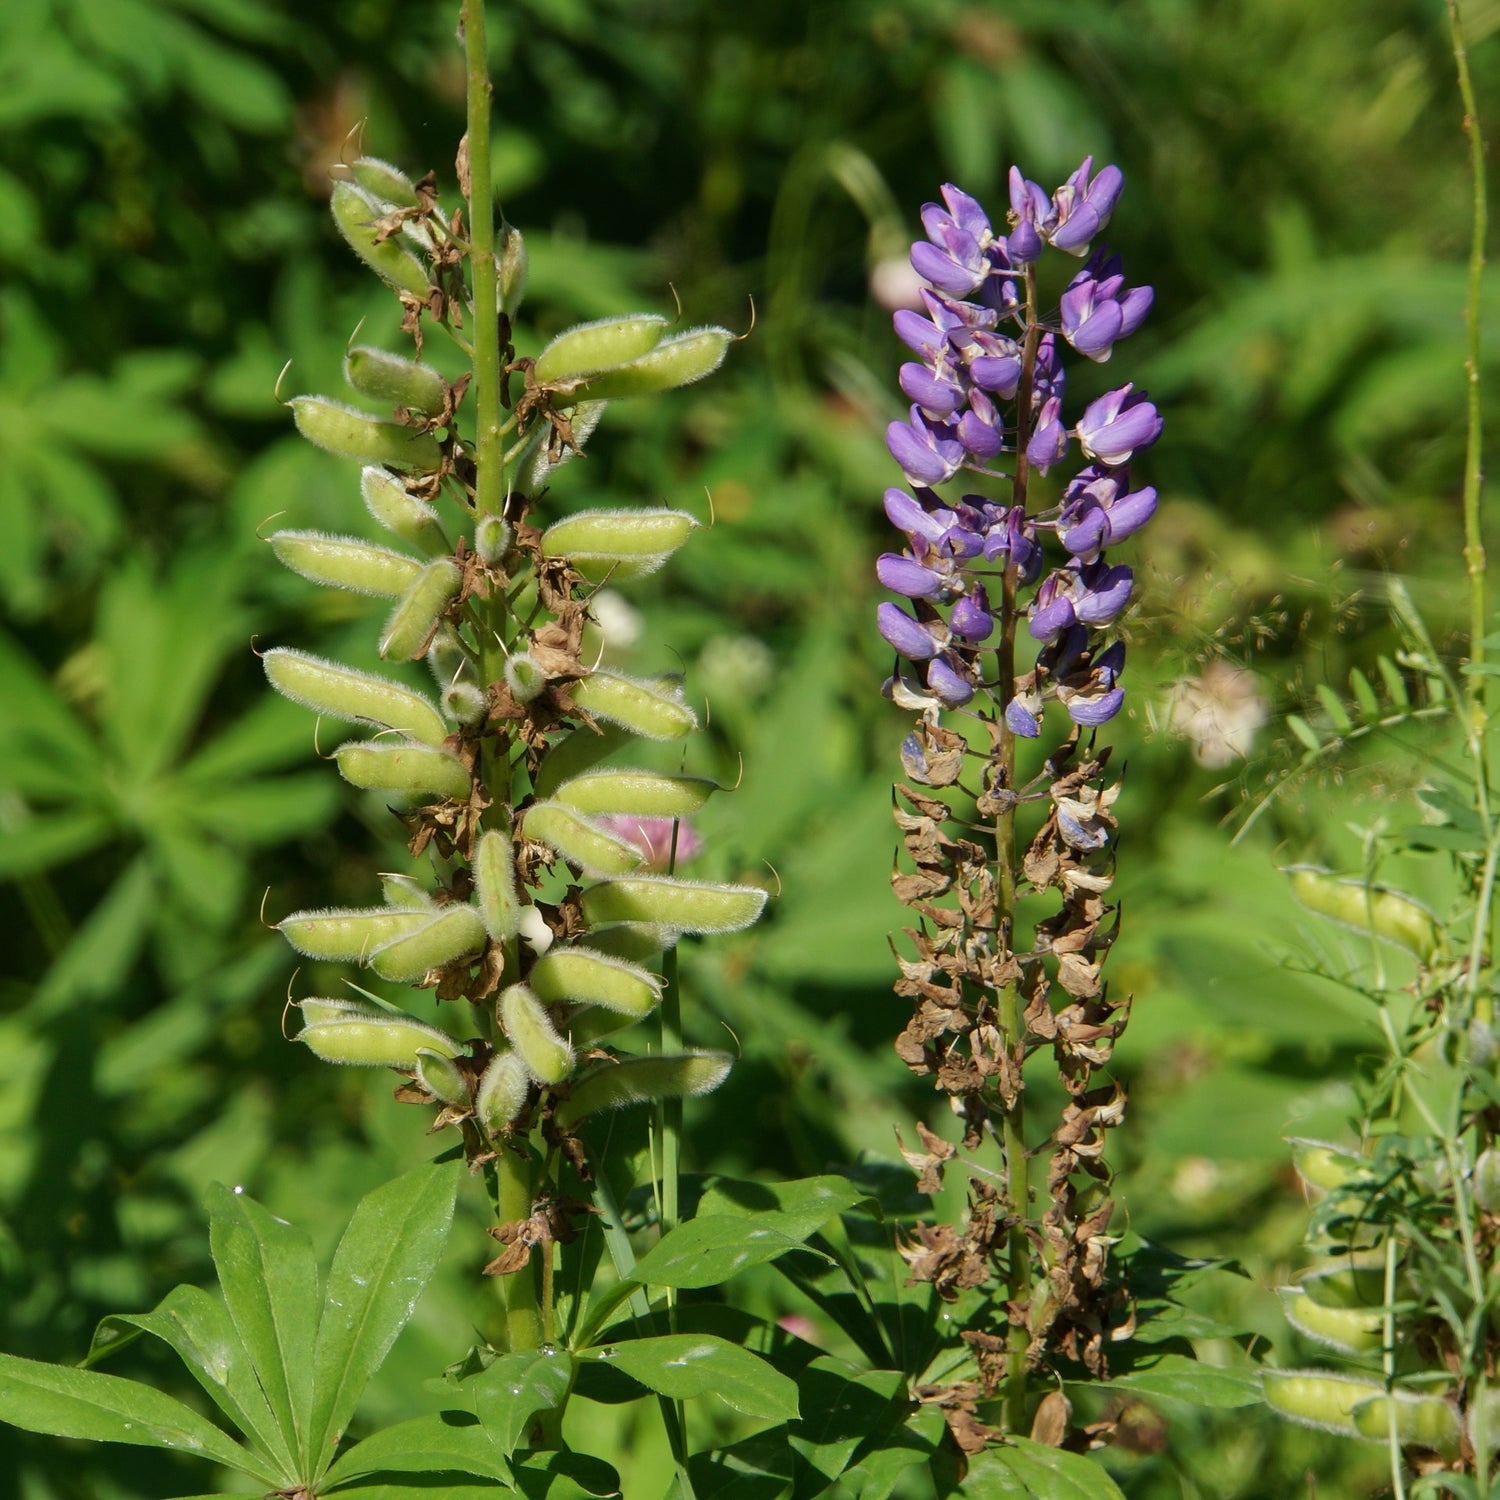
[582,1335,798,1421]
[959,1440,1126,1498]
[788,1357,904,1494]
[470,1348,576,1458]
[321,1411,511,1487]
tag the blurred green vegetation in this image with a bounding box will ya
[3,0,1499,1495]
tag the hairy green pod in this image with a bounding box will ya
[554,768,716,819]
[501,984,573,1086]
[380,874,437,910]
[540,507,698,581]
[278,905,433,961]
[498,221,527,316]
[581,924,673,965]
[379,558,462,660]
[442,680,488,727]
[362,466,449,554]
[516,400,605,491]
[298,1010,463,1069]
[1278,1288,1383,1356]
[476,1049,530,1134]
[369,904,487,982]
[505,652,547,704]
[1262,1370,1383,1438]
[344,346,448,417]
[474,829,520,942]
[297,996,385,1027]
[529,947,662,1018]
[581,875,766,934]
[269,530,423,597]
[524,800,644,876]
[1475,1147,1500,1214]
[334,740,471,802]
[564,1005,635,1048]
[1301,1248,1392,1310]
[1467,1391,1500,1451]
[475,515,511,567]
[1351,1391,1459,1454]
[330,180,430,296]
[534,723,634,798]
[264,648,449,746]
[555,1052,732,1132]
[570,671,697,740]
[291,395,444,471]
[561,327,731,404]
[1288,868,1440,961]
[415,1048,469,1106]
[1288,1138,1362,1194]
[348,156,421,209]
[533,314,669,384]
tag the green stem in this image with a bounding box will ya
[496,1142,544,1352]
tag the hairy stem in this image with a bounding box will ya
[496,1144,543,1351]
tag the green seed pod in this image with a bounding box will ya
[369,904,487,982]
[1467,1390,1500,1452]
[1288,868,1440,962]
[1351,1392,1459,1454]
[334,740,471,802]
[570,671,697,740]
[264,648,449,746]
[1278,1288,1384,1356]
[560,327,732,405]
[344,347,448,417]
[298,1011,464,1069]
[554,768,716,819]
[348,156,421,210]
[291,395,444,471]
[362,466,450,555]
[540,508,699,581]
[415,1048,469,1106]
[1262,1370,1383,1438]
[524,800,644,876]
[474,829,520,943]
[1301,1248,1392,1310]
[505,652,547,704]
[278,905,433,961]
[529,947,662,1018]
[501,984,574,1086]
[442,680,488,727]
[581,876,766,934]
[1474,1148,1500,1214]
[534,723,634,798]
[379,558,462,660]
[297,997,382,1027]
[516,400,605,491]
[268,530,424,598]
[330,180,431,297]
[533,314,670,384]
[380,874,436,911]
[582,924,673,965]
[475,515,511,567]
[1288,1138,1362,1194]
[554,1052,732,1132]
[476,1049,530,1134]
[498,221,528,315]
[564,1005,635,1048]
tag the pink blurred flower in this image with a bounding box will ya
[598,816,703,870]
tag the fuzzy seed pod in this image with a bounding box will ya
[559,327,731,404]
[569,671,697,740]
[415,1048,468,1106]
[269,531,424,598]
[581,875,766,934]
[380,558,462,660]
[533,314,670,384]
[278,905,433,961]
[348,156,421,209]
[1288,1138,1362,1194]
[264,648,449,746]
[1351,1391,1459,1454]
[344,347,448,417]
[334,741,471,802]
[1277,1289,1383,1356]
[380,874,437,910]
[564,1006,635,1048]
[1288,868,1439,962]
[1262,1370,1382,1438]
[500,984,573,1085]
[369,904,487,982]
[362,467,450,554]
[554,1052,732,1132]
[1474,1147,1500,1214]
[1300,1248,1392,1310]
[505,652,547,704]
[524,801,644,876]
[330,180,431,297]
[498,222,528,315]
[554,768,716,819]
[298,1010,464,1069]
[533,724,634,798]
[475,515,511,566]
[476,1049,531,1134]
[297,997,385,1027]
[442,680,488,727]
[474,830,520,943]
[528,947,662,1018]
[540,508,699,581]
[516,401,605,491]
[291,395,444,471]
[581,925,673,965]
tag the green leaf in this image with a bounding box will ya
[788,1358,903,1493]
[308,1160,462,1475]
[29,856,155,1019]
[471,1348,575,1458]
[1286,713,1321,754]
[1102,1352,1260,1408]
[582,1335,798,1421]
[513,1450,621,1498]
[322,1411,511,1486]
[629,1215,813,1290]
[1314,683,1351,733]
[959,1440,1126,1498]
[838,1406,946,1499]
[0,1351,266,1479]
[0,808,113,877]
[206,1182,320,1471]
[688,1430,794,1499]
[1349,667,1380,721]
[697,1174,878,1238]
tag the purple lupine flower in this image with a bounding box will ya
[956,388,1006,462]
[888,406,966,486]
[1007,167,1050,263]
[911,186,996,296]
[878,602,943,660]
[1029,572,1077,642]
[1074,560,1134,625]
[1049,157,1124,255]
[926,654,976,707]
[598,815,704,870]
[969,336,1024,399]
[950,583,995,641]
[1006,685,1043,737]
[1059,254,1154,362]
[898,361,966,417]
[1027,395,1068,473]
[1058,466,1158,558]
[1075,384,1162,466]
[1060,641,1127,725]
[877,553,948,599]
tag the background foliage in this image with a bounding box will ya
[3,0,1499,1494]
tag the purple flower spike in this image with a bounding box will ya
[877,602,942,660]
[1027,395,1068,473]
[956,388,1005,462]
[1006,689,1043,737]
[888,407,966,487]
[1049,158,1124,255]
[1029,573,1077,642]
[1075,384,1163,466]
[1006,167,1049,263]
[950,584,995,641]
[927,655,977,707]
[1074,562,1134,625]
[877,552,946,599]
[893,310,949,365]
[899,362,964,417]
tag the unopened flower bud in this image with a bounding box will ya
[291,395,443,471]
[475,514,511,566]
[505,652,547,704]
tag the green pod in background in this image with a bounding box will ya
[379,558,463,660]
[1351,1391,1459,1455]
[581,875,766,934]
[554,768,716,819]
[1278,1288,1384,1356]
[1288,1138,1362,1194]
[278,905,433,961]
[263,648,449,746]
[1288,867,1440,962]
[564,1005,635,1048]
[476,1049,531,1134]
[1475,1147,1500,1214]
[501,984,574,1086]
[524,800,644,876]
[415,1048,469,1106]
[555,1052,732,1132]
[570,671,697,740]
[1300,1248,1394,1310]
[330,180,431,297]
[369,904,487,982]
[298,1010,464,1069]
[515,400,605,492]
[362,466,450,555]
[533,314,669,384]
[581,924,673,966]
[380,874,437,911]
[474,829,520,942]
[559,327,731,404]
[1262,1370,1382,1438]
[345,347,448,417]
[334,740,471,802]
[540,508,699,581]
[348,156,422,209]
[291,395,444,471]
[269,530,423,598]
[529,947,662,1018]
[534,723,634,798]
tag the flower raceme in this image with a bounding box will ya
[878,161,1159,729]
